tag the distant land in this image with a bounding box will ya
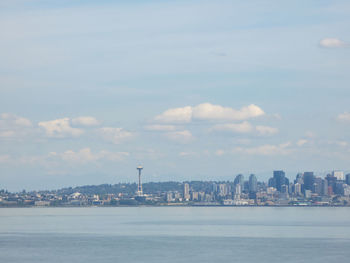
[1,170,350,207]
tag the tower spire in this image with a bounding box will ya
[136,165,143,196]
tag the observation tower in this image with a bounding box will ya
[136,165,143,196]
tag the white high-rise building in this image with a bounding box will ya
[294,183,301,196]
[219,184,228,196]
[332,170,344,181]
[183,183,190,201]
[234,184,241,200]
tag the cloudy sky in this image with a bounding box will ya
[1,0,350,191]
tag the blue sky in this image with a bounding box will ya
[1,0,350,191]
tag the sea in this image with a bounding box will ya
[0,207,349,262]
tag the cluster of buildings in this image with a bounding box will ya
[164,171,350,206]
[1,170,350,207]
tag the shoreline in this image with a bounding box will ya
[0,204,349,208]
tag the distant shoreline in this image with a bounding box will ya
[1,205,349,208]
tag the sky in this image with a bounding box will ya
[1,0,350,191]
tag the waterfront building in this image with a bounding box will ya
[166,192,174,202]
[234,184,241,200]
[191,191,199,201]
[267,187,276,195]
[305,190,312,199]
[183,183,190,201]
[218,184,228,197]
[174,192,182,201]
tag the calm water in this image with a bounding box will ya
[0,207,349,262]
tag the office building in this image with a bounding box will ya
[249,174,258,193]
[303,172,314,192]
[183,183,190,201]
[332,170,344,181]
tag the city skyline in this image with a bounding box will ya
[2,169,350,207]
[1,0,350,191]
[1,166,349,193]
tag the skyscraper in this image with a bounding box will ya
[183,183,190,201]
[346,174,350,185]
[303,172,314,192]
[268,177,276,188]
[273,170,288,192]
[249,174,258,193]
[234,174,244,191]
[313,177,323,195]
[322,179,328,196]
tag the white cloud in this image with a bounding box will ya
[337,112,350,122]
[232,142,292,156]
[144,124,177,131]
[38,118,84,138]
[192,103,264,121]
[0,130,16,138]
[297,139,308,146]
[61,148,98,163]
[0,149,129,166]
[98,127,134,144]
[179,151,196,157]
[72,116,100,126]
[210,123,278,135]
[15,118,32,127]
[18,155,46,165]
[165,130,194,143]
[0,113,32,127]
[334,141,348,147]
[0,154,11,163]
[154,106,192,123]
[0,113,33,139]
[215,149,225,156]
[99,150,130,161]
[305,131,316,138]
[154,103,265,123]
[319,38,348,48]
[210,121,253,133]
[236,138,252,145]
[60,148,129,163]
[255,125,279,135]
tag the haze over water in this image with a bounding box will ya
[1,207,349,262]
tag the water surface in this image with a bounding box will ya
[0,207,349,262]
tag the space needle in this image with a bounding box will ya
[136,165,143,196]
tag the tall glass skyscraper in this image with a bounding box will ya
[273,170,288,192]
[303,172,315,191]
[249,174,258,193]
